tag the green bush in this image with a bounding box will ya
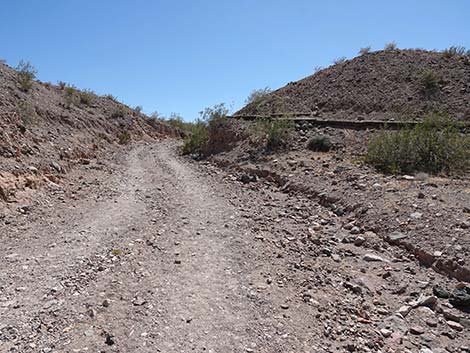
[419,69,440,94]
[307,135,332,152]
[163,113,196,132]
[252,118,294,151]
[79,90,95,106]
[365,113,470,174]
[111,106,127,118]
[181,120,208,155]
[16,60,37,92]
[118,131,131,144]
[181,104,230,155]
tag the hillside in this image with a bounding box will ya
[0,62,176,203]
[236,49,470,121]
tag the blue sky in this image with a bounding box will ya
[1,1,469,120]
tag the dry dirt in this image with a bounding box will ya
[1,140,469,353]
[236,49,470,121]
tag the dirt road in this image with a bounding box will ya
[1,141,468,353]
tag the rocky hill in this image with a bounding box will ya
[0,62,176,203]
[236,49,470,121]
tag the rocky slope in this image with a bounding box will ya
[0,62,176,205]
[236,49,470,121]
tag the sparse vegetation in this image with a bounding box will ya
[182,104,230,156]
[134,105,143,113]
[181,120,208,155]
[419,69,440,94]
[359,46,371,55]
[313,66,323,73]
[163,113,195,132]
[442,45,470,58]
[365,113,470,174]
[245,87,272,105]
[384,42,397,51]
[105,94,118,102]
[111,106,127,118]
[79,90,95,106]
[16,60,37,92]
[307,135,332,152]
[16,101,38,126]
[251,118,294,151]
[333,57,347,65]
[118,131,131,144]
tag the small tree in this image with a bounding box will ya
[16,60,37,92]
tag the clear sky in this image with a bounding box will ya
[1,0,469,120]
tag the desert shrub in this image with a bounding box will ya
[365,113,470,174]
[17,101,38,126]
[79,90,95,105]
[105,94,118,102]
[384,42,397,51]
[419,69,440,94]
[16,60,37,92]
[252,118,294,151]
[307,135,332,152]
[162,113,196,132]
[245,87,272,105]
[182,103,231,155]
[58,81,66,89]
[134,105,143,113]
[442,46,470,58]
[359,46,371,55]
[314,66,323,73]
[333,57,347,65]
[181,120,208,155]
[111,106,127,118]
[118,131,131,144]
[0,58,6,64]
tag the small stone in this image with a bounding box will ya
[280,304,289,310]
[397,305,412,317]
[446,320,463,332]
[331,254,341,262]
[380,328,392,337]
[387,231,408,243]
[354,236,366,246]
[363,253,389,263]
[350,226,361,235]
[410,212,423,219]
[442,307,462,322]
[449,286,470,308]
[102,299,110,307]
[104,332,115,345]
[410,326,425,335]
[433,286,450,299]
[426,319,438,327]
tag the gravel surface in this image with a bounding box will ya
[1,140,469,352]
